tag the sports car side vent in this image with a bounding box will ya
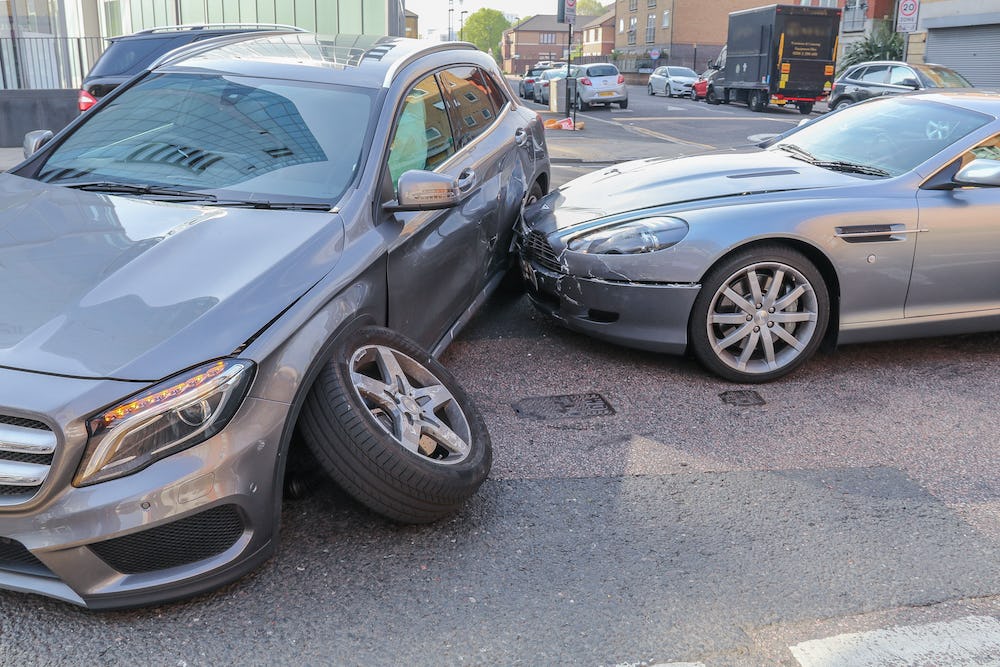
[523,231,563,273]
[89,505,244,574]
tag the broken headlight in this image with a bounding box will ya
[74,359,255,486]
[566,216,688,254]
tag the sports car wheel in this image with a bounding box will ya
[300,327,492,523]
[690,247,829,383]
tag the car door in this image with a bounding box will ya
[906,134,1000,318]
[850,65,891,102]
[437,65,527,289]
[380,72,490,351]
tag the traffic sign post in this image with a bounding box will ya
[896,0,919,33]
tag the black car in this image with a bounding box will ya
[78,23,305,112]
[828,60,972,111]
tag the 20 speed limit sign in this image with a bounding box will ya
[896,0,919,33]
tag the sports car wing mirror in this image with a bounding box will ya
[23,129,53,159]
[954,158,1000,188]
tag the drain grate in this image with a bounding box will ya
[512,393,615,421]
[719,390,766,406]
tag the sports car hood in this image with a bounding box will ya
[530,150,860,231]
[0,174,344,380]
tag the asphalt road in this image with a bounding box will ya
[2,86,1000,666]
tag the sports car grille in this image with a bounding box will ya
[523,231,564,273]
[90,504,245,574]
[0,418,55,501]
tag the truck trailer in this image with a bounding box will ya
[706,4,841,114]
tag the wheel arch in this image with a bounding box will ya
[698,237,841,348]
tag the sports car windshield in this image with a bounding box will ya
[769,96,992,177]
[37,72,374,204]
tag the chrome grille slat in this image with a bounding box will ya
[0,417,55,501]
[0,460,49,486]
[0,423,56,455]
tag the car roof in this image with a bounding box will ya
[846,60,959,71]
[156,32,481,89]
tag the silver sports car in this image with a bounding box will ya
[519,92,1000,383]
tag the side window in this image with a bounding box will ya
[387,74,455,190]
[438,66,499,149]
[889,66,917,86]
[859,65,889,83]
[961,134,1000,169]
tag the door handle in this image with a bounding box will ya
[514,128,528,147]
[457,168,477,192]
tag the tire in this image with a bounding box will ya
[300,327,492,523]
[577,94,590,111]
[706,87,720,105]
[618,98,628,109]
[501,180,545,293]
[798,102,814,115]
[749,90,767,112]
[832,98,852,111]
[688,246,829,383]
[648,84,655,96]
[690,88,698,101]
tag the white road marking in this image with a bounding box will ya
[790,615,1000,666]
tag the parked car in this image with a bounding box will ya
[77,23,306,112]
[518,92,1000,383]
[690,69,717,101]
[574,63,628,110]
[648,66,699,97]
[828,61,973,111]
[3,32,549,609]
[533,66,573,105]
[519,64,553,99]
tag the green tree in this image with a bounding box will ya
[576,0,610,17]
[838,21,904,74]
[462,8,511,61]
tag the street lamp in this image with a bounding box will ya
[460,10,468,41]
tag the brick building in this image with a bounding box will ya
[501,14,599,74]
[580,10,616,58]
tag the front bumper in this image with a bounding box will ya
[670,82,694,95]
[0,367,287,608]
[519,257,699,354]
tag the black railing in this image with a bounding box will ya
[0,36,105,90]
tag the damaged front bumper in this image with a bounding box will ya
[519,257,700,354]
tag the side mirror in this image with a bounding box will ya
[384,170,461,212]
[954,158,1000,187]
[23,129,53,159]
[900,78,920,89]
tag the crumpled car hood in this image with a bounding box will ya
[529,150,860,232]
[0,174,343,381]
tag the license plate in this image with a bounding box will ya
[598,91,614,97]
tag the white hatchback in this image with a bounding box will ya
[573,63,628,110]
[647,65,699,97]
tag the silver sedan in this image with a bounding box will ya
[519,92,1000,382]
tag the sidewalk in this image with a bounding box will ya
[0,147,23,171]
[539,108,692,165]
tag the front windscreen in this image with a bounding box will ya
[38,72,374,204]
[667,67,697,78]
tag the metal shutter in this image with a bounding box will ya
[925,24,1000,87]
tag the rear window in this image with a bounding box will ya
[87,36,195,77]
[586,65,619,77]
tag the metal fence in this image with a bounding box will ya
[0,37,106,90]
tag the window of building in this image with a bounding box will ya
[645,14,655,43]
[540,33,556,44]
[647,0,656,6]
[619,18,625,33]
[662,10,670,28]
[628,15,637,45]
[629,0,638,11]
[842,0,867,32]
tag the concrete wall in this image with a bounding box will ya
[0,90,77,148]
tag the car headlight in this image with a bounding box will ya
[566,216,688,254]
[74,359,255,486]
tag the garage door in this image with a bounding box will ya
[925,24,1000,87]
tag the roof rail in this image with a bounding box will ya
[133,23,306,35]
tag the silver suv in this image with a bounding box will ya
[2,32,549,609]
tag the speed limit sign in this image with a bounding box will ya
[896,0,919,33]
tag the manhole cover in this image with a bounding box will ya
[512,393,615,421]
[719,390,765,406]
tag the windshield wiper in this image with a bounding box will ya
[64,181,216,201]
[775,143,817,163]
[810,160,891,177]
[208,200,335,211]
